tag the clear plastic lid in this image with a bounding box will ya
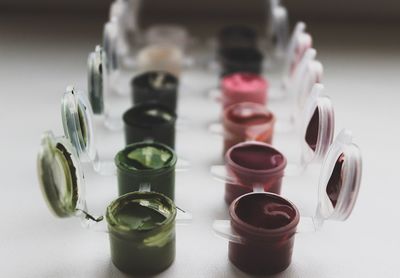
[315,129,362,225]
[103,20,120,73]
[299,84,335,167]
[110,0,140,34]
[61,86,96,163]
[282,22,312,86]
[37,131,86,218]
[295,59,323,111]
[88,45,105,115]
[266,0,289,57]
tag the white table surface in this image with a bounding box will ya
[1,14,400,278]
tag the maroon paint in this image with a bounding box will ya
[229,193,300,275]
[225,142,286,204]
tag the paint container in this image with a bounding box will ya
[223,102,276,153]
[137,44,184,77]
[221,73,268,109]
[215,192,300,275]
[224,142,286,204]
[217,25,257,50]
[131,71,179,112]
[219,47,263,77]
[123,103,176,148]
[115,142,177,199]
[144,24,189,51]
[106,192,176,275]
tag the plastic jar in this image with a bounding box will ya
[225,142,286,204]
[228,192,300,275]
[115,142,177,199]
[106,191,177,275]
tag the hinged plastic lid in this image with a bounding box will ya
[295,59,323,111]
[290,48,316,95]
[37,131,86,218]
[300,84,335,166]
[282,22,312,84]
[315,129,362,223]
[88,45,104,115]
[62,86,96,163]
[266,0,289,57]
[103,20,120,72]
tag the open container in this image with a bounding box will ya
[131,70,180,112]
[212,129,362,274]
[123,102,177,149]
[221,102,276,154]
[37,131,191,275]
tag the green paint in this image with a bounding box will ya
[115,142,177,199]
[77,105,88,148]
[115,200,167,230]
[126,146,172,170]
[106,192,176,275]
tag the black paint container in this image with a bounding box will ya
[123,103,176,149]
[218,25,257,50]
[219,47,264,77]
[131,71,179,113]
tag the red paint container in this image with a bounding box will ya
[225,142,286,204]
[223,102,275,154]
[229,192,300,275]
[221,73,267,109]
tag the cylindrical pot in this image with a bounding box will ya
[115,142,177,199]
[219,47,263,77]
[217,25,257,50]
[228,192,300,275]
[131,71,179,113]
[221,73,268,109]
[223,102,276,154]
[224,142,286,204]
[123,103,176,149]
[137,44,183,77]
[106,192,177,276]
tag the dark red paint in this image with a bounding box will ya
[305,107,320,151]
[225,142,286,204]
[326,154,345,207]
[229,193,300,275]
[223,102,275,154]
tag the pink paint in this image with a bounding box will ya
[221,73,267,109]
[225,142,286,204]
[223,102,275,154]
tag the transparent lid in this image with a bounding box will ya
[87,45,104,115]
[61,86,96,163]
[296,59,323,110]
[300,84,335,166]
[37,131,86,218]
[103,20,120,72]
[315,129,362,223]
[266,0,289,57]
[282,22,312,83]
[110,0,140,34]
